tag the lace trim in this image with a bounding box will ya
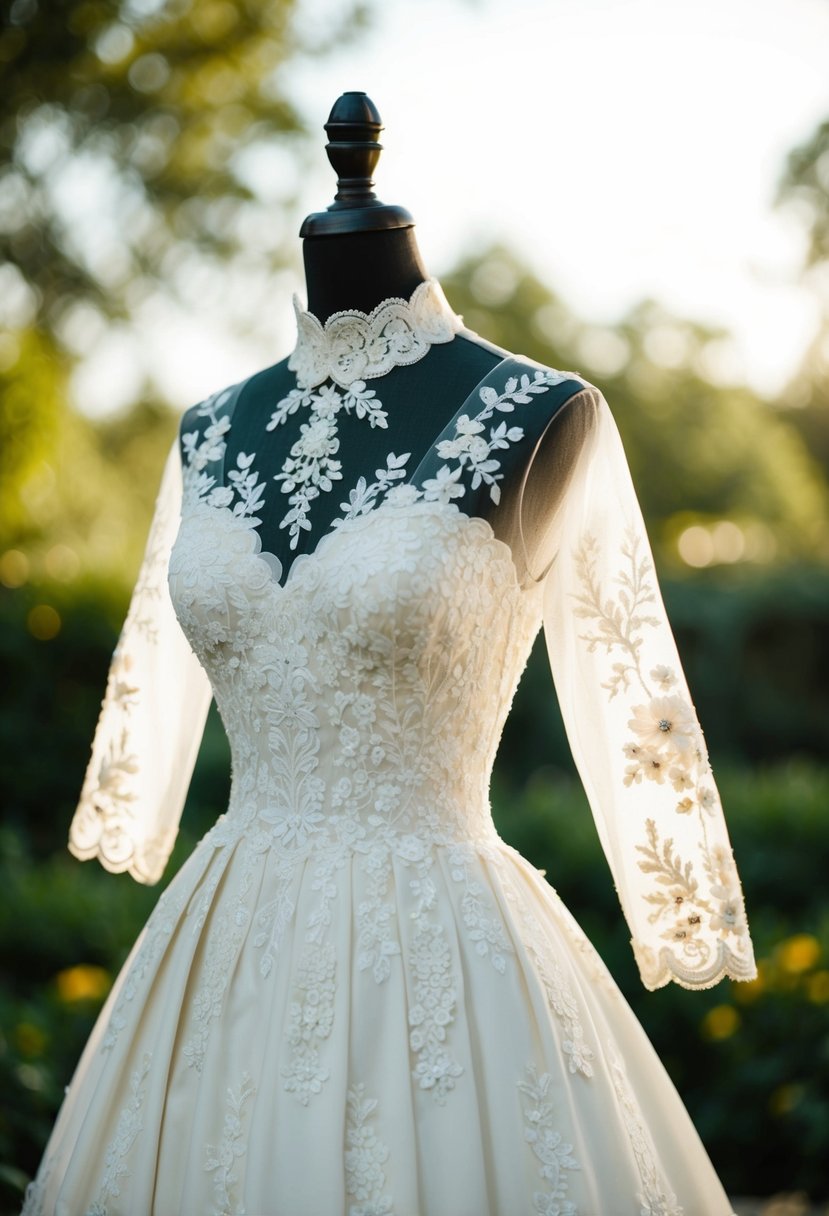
[288,278,463,389]
[635,937,758,993]
[606,1040,683,1215]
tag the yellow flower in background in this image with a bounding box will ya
[733,964,766,1004]
[55,965,111,1004]
[701,1004,741,1041]
[777,934,821,974]
[807,970,829,1004]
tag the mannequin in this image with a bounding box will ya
[27,90,755,1216]
[181,90,593,590]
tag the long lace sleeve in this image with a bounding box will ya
[68,439,213,885]
[539,387,757,990]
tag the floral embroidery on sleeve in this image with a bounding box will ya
[571,525,754,989]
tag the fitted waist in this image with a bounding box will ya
[203,757,501,861]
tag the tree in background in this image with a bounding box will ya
[776,117,829,473]
[0,0,370,579]
[443,249,828,571]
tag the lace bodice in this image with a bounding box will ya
[170,496,543,861]
[68,295,757,995]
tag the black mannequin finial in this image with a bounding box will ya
[299,92,414,237]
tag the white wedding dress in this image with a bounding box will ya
[24,281,756,1216]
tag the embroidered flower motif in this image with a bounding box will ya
[448,845,513,976]
[282,943,336,1105]
[697,786,717,814]
[335,453,411,526]
[508,885,595,1080]
[260,805,325,849]
[313,382,345,417]
[268,382,397,548]
[422,464,465,504]
[182,397,232,470]
[623,742,668,787]
[707,846,748,936]
[408,919,463,1103]
[356,889,401,985]
[661,905,704,945]
[518,1063,580,1215]
[650,664,677,690]
[93,1053,153,1204]
[669,766,694,793]
[628,696,697,756]
[385,483,421,508]
[427,371,563,508]
[296,413,340,463]
[345,1084,395,1216]
[204,1072,256,1215]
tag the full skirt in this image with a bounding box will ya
[23,828,735,1216]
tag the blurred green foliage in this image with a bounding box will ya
[0,0,371,581]
[0,0,369,322]
[443,252,829,569]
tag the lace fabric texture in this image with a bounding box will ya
[67,444,212,882]
[288,277,463,389]
[42,320,755,1213]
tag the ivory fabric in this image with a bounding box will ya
[25,308,755,1214]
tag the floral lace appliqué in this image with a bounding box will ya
[91,1053,152,1208]
[204,1071,256,1216]
[266,379,391,551]
[518,1062,580,1215]
[288,278,462,391]
[448,843,513,975]
[408,916,463,1103]
[281,942,337,1104]
[344,1083,395,1216]
[606,1041,684,1216]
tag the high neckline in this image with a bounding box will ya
[289,277,463,390]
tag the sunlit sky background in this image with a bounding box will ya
[74,0,829,415]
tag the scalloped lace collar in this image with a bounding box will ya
[289,277,463,390]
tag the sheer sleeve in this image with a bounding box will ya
[68,439,213,885]
[539,387,757,990]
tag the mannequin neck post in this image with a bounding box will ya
[301,227,429,322]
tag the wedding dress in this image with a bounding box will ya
[24,280,756,1216]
